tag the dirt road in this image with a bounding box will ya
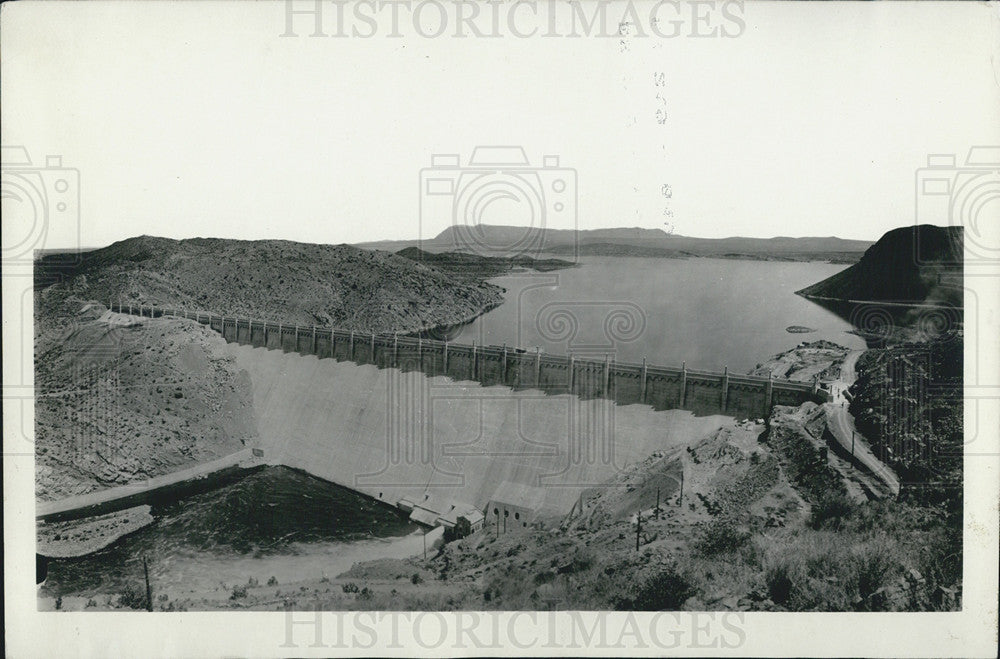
[826,349,900,496]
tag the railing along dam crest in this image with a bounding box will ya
[108,303,826,419]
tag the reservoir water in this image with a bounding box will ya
[40,256,863,604]
[452,256,866,372]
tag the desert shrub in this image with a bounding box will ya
[116,582,148,610]
[614,566,694,611]
[410,573,423,585]
[695,519,750,555]
[230,584,248,600]
[267,576,278,586]
[55,596,63,610]
[809,492,856,530]
[556,548,594,574]
[341,582,359,594]
[358,587,373,601]
[247,576,259,588]
[533,571,555,586]
[850,542,894,601]
[764,559,796,605]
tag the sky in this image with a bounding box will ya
[2,0,998,252]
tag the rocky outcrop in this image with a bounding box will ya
[749,340,850,382]
[796,225,962,307]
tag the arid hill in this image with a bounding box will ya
[796,225,963,307]
[36,236,506,334]
[34,302,255,500]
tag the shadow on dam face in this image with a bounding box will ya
[226,343,732,518]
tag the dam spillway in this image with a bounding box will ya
[105,304,827,521]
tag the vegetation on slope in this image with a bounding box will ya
[36,236,507,334]
[134,413,959,613]
[849,333,963,506]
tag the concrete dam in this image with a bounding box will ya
[106,304,825,527]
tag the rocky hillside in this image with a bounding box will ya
[796,225,963,307]
[165,405,958,613]
[34,236,559,500]
[36,236,506,334]
[848,333,963,504]
[34,300,256,500]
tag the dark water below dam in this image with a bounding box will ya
[39,467,418,601]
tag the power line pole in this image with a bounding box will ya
[655,488,660,519]
[635,511,642,551]
[143,556,153,612]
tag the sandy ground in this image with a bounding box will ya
[38,526,445,611]
[37,506,154,558]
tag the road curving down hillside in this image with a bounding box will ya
[825,349,900,496]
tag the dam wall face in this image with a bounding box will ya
[106,304,828,518]
[223,342,730,517]
[111,305,824,420]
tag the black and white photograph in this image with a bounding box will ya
[3,1,998,656]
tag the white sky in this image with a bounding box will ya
[2,0,998,250]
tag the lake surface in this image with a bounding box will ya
[452,256,866,372]
[40,467,419,601]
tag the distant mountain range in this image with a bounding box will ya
[356,225,873,263]
[796,225,963,308]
